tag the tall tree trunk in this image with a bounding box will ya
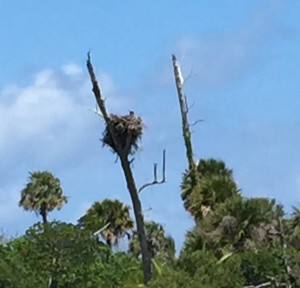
[172,55,198,187]
[119,155,152,284]
[86,54,152,284]
[40,204,48,224]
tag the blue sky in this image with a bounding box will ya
[0,1,299,251]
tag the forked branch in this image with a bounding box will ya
[138,150,166,193]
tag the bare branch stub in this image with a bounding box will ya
[186,99,196,114]
[154,163,158,182]
[138,150,167,193]
[183,68,197,85]
[162,149,166,181]
[143,206,153,213]
[190,119,204,127]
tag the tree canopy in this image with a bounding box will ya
[2,54,299,287]
[19,171,68,223]
[2,163,299,287]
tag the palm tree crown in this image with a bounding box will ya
[129,221,175,260]
[181,158,239,221]
[19,171,67,223]
[78,199,134,247]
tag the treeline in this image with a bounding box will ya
[1,162,300,287]
[1,55,299,287]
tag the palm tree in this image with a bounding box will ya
[78,199,134,247]
[19,171,67,223]
[129,221,175,260]
[184,196,283,256]
[291,206,300,229]
[287,206,300,249]
[181,158,239,221]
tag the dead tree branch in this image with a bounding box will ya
[186,99,195,113]
[244,281,287,288]
[244,282,273,288]
[87,52,122,154]
[190,119,204,127]
[183,68,196,85]
[172,54,198,186]
[138,150,166,193]
[143,206,153,213]
[244,274,292,288]
[87,53,152,284]
[86,53,109,122]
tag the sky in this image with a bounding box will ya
[0,0,300,251]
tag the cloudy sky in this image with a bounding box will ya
[0,1,299,250]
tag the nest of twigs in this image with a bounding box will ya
[102,112,143,155]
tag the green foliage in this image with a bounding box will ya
[148,266,192,288]
[79,199,134,247]
[7,160,300,287]
[0,224,145,287]
[0,222,109,287]
[0,244,21,287]
[240,249,286,285]
[181,158,239,221]
[215,197,283,226]
[213,197,283,251]
[19,171,67,223]
[129,221,175,260]
[99,252,143,287]
[149,250,244,288]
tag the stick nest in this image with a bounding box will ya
[102,112,143,155]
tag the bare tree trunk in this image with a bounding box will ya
[86,54,152,284]
[119,155,152,283]
[172,54,198,186]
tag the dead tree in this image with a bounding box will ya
[172,55,199,190]
[86,53,166,284]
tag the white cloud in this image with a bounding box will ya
[0,66,86,166]
[0,63,127,226]
[62,63,83,77]
[0,63,127,167]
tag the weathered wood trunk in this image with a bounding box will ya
[172,55,198,187]
[119,155,152,283]
[86,54,152,284]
